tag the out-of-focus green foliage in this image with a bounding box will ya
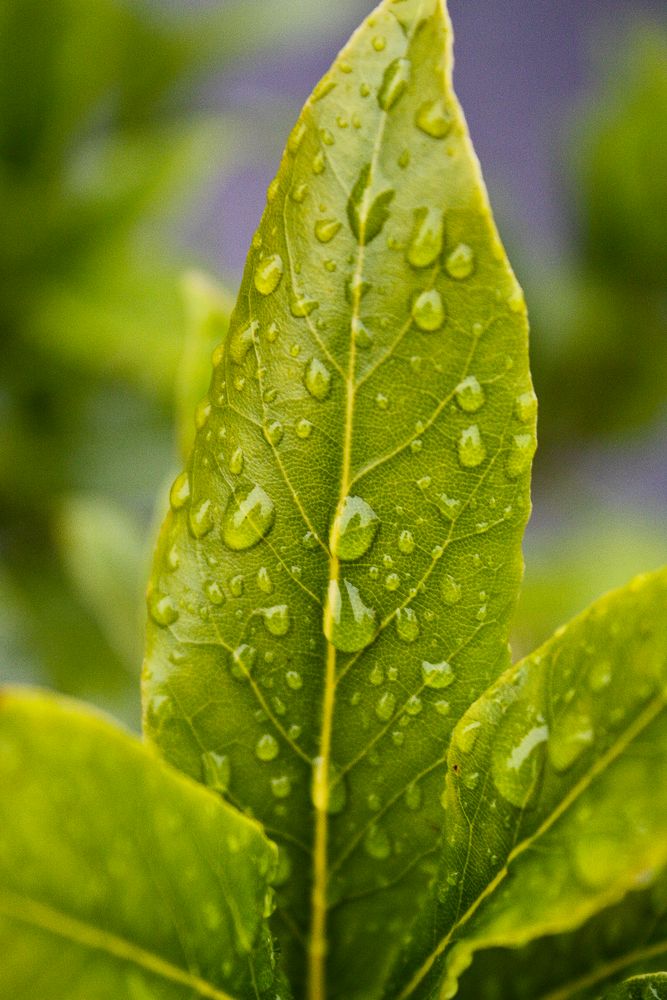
[528,29,667,448]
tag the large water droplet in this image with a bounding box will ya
[422,660,455,689]
[407,207,444,268]
[455,376,485,413]
[412,289,446,331]
[148,592,179,628]
[255,734,279,762]
[548,705,594,773]
[305,358,332,400]
[458,425,486,468]
[364,823,391,859]
[312,757,347,814]
[416,98,453,138]
[315,218,342,243]
[330,495,379,561]
[445,243,475,280]
[347,164,395,245]
[201,751,231,793]
[222,484,275,550]
[324,578,376,653]
[262,604,290,637]
[254,254,284,295]
[492,710,548,808]
[505,433,536,479]
[396,607,420,643]
[229,320,259,364]
[377,57,411,111]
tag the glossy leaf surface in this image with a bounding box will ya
[143,1,534,996]
[394,568,667,1000]
[0,690,278,1000]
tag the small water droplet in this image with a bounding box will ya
[229,447,244,475]
[148,592,179,628]
[229,320,259,365]
[408,207,444,268]
[441,575,462,606]
[398,149,411,169]
[305,358,332,400]
[445,243,475,280]
[505,433,536,479]
[396,607,420,643]
[458,425,486,468]
[222,484,275,550]
[255,734,279,762]
[231,644,256,680]
[455,376,485,413]
[364,823,391,859]
[378,57,411,111]
[348,163,395,245]
[372,35,387,52]
[404,784,422,811]
[412,289,446,331]
[189,499,214,538]
[312,757,347,814]
[205,580,225,606]
[320,128,335,146]
[286,670,303,691]
[406,694,423,715]
[385,572,400,591]
[312,151,326,175]
[589,661,612,693]
[296,418,314,438]
[262,605,290,637]
[376,691,396,721]
[324,578,376,653]
[291,182,309,203]
[398,530,415,554]
[195,398,212,430]
[271,775,291,799]
[515,389,537,424]
[315,218,342,243]
[435,700,450,716]
[254,254,284,296]
[416,98,453,138]
[422,661,455,689]
[170,472,190,511]
[264,420,284,446]
[257,567,273,594]
[312,76,336,102]
[201,751,231,793]
[352,317,373,349]
[330,495,379,561]
[229,574,244,598]
[291,292,319,318]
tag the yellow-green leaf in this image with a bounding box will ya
[143,1,534,996]
[394,568,667,1000]
[0,689,279,1000]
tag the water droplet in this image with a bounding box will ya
[364,823,391,859]
[291,182,308,203]
[398,530,415,554]
[441,575,462,605]
[396,607,420,643]
[229,447,244,475]
[222,484,275,550]
[297,418,314,438]
[505,433,536,479]
[548,705,594,773]
[315,218,342,243]
[291,292,319,318]
[320,128,335,146]
[195,398,212,430]
[262,605,290,637]
[205,580,225,606]
[408,207,444,268]
[406,694,423,715]
[412,289,446,331]
[348,164,395,245]
[352,317,373,349]
[312,757,347,814]
[515,389,537,424]
[454,376,485,413]
[588,661,612,693]
[257,567,273,594]
[378,57,411,111]
[148,592,178,628]
[422,661,455,689]
[445,243,475,280]
[254,254,284,296]
[312,76,336,102]
[493,716,548,807]
[231,644,256,680]
[189,499,214,538]
[201,751,231,793]
[271,775,291,799]
[286,670,303,691]
[312,151,326,175]
[435,700,450,716]
[372,35,387,52]
[330,495,379,561]
[169,472,190,511]
[376,691,396,721]
[305,358,332,400]
[416,98,453,138]
[264,420,284,446]
[507,284,525,313]
[435,493,461,521]
[324,578,376,653]
[458,425,486,468]
[404,784,422,811]
[398,149,411,169]
[229,320,259,364]
[229,574,244,598]
[255,734,279,762]
[385,572,400,591]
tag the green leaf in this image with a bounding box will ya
[143,0,534,996]
[393,567,667,1000]
[0,689,279,1000]
[602,975,667,1000]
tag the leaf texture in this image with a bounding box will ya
[143,1,534,996]
[393,567,667,1000]
[0,690,278,1000]
[602,975,667,1000]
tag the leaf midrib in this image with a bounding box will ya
[397,689,667,999]
[0,889,237,1000]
